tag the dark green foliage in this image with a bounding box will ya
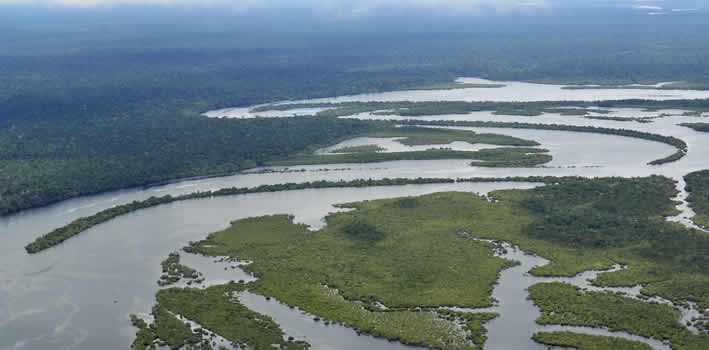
[392,198,421,209]
[685,170,709,227]
[680,123,709,132]
[519,176,680,248]
[1,117,377,216]
[158,252,201,286]
[341,218,385,241]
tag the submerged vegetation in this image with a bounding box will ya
[158,253,202,286]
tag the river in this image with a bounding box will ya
[2,80,709,350]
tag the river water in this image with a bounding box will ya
[203,77,709,119]
[2,81,709,350]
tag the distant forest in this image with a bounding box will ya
[2,7,709,215]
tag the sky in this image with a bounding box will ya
[0,0,703,17]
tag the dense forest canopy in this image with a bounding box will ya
[2,4,709,215]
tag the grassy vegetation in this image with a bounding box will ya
[183,195,523,349]
[679,122,709,133]
[584,115,654,123]
[130,306,210,350]
[132,281,309,350]
[268,147,551,168]
[330,145,385,153]
[684,170,709,228]
[529,282,708,350]
[156,284,309,350]
[532,331,653,350]
[363,127,539,146]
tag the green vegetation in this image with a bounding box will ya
[183,196,517,349]
[155,284,309,350]
[685,170,709,228]
[585,115,654,123]
[130,306,210,350]
[532,331,653,350]
[364,127,539,146]
[0,117,378,216]
[5,10,709,217]
[26,176,566,254]
[130,176,709,349]
[529,282,707,350]
[254,100,709,118]
[397,120,688,165]
[158,253,202,286]
[679,122,709,133]
[269,148,551,168]
[25,177,460,254]
[132,282,308,350]
[331,145,385,153]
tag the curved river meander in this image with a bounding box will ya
[2,78,709,350]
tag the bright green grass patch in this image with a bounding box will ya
[330,145,385,153]
[364,127,539,146]
[529,282,709,350]
[532,331,653,350]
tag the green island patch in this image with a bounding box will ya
[532,331,653,350]
[528,282,707,350]
[268,147,551,168]
[680,122,709,133]
[131,282,309,350]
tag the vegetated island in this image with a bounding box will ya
[684,170,709,228]
[134,176,709,350]
[532,331,653,350]
[396,120,688,165]
[679,122,709,133]
[25,176,558,254]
